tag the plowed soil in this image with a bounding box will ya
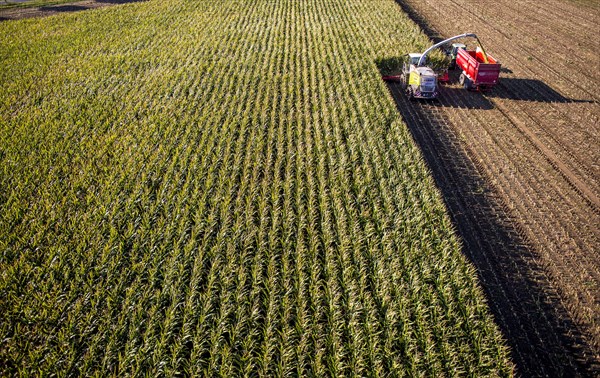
[390,0,599,376]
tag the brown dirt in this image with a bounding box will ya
[389,0,600,376]
[0,0,144,20]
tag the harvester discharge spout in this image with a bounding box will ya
[417,33,479,67]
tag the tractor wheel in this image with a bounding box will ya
[406,87,414,100]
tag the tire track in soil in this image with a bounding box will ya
[390,0,600,376]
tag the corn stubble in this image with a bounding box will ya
[0,0,512,376]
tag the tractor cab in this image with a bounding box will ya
[447,43,466,68]
[402,53,438,99]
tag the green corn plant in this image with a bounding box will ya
[1,0,513,376]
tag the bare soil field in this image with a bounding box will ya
[391,0,599,375]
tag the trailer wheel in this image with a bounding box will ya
[465,78,474,90]
[406,87,414,100]
[460,73,473,90]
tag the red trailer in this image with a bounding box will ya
[456,47,501,91]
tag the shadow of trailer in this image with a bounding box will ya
[488,78,596,103]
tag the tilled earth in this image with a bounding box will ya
[391,0,599,376]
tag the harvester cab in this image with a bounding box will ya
[401,53,438,99]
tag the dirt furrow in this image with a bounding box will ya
[442,0,599,100]
[491,96,599,209]
[473,0,599,56]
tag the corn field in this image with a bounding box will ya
[0,0,512,375]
